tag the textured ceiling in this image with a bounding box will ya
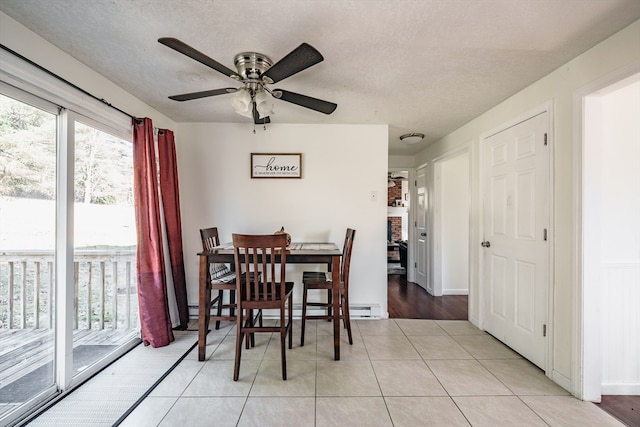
[1,0,639,155]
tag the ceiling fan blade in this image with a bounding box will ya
[252,102,271,125]
[274,89,337,114]
[158,37,239,80]
[262,43,323,84]
[168,88,237,101]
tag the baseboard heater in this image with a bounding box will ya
[187,304,382,320]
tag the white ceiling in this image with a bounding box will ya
[1,0,639,155]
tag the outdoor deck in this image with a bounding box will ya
[1,248,140,419]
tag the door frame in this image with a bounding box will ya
[478,100,555,376]
[572,60,640,400]
[414,164,429,290]
[389,167,416,282]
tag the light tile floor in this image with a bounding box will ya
[29,319,624,427]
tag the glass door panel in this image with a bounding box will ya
[0,93,57,417]
[72,120,138,377]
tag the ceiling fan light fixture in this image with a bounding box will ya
[231,89,252,117]
[400,132,425,145]
[254,90,274,119]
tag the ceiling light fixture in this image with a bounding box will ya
[228,51,275,132]
[231,88,253,118]
[231,87,274,119]
[400,132,425,145]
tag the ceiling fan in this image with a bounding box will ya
[158,37,337,126]
[388,172,408,187]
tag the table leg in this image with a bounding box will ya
[331,254,341,360]
[198,255,208,361]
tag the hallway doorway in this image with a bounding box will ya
[580,68,640,401]
[387,169,410,276]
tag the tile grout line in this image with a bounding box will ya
[155,328,229,426]
[111,337,198,427]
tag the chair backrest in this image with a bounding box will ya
[201,227,238,283]
[341,228,356,287]
[232,233,288,302]
[200,227,221,251]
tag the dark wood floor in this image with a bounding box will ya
[387,272,637,426]
[596,395,640,427]
[387,273,467,319]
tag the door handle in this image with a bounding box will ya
[481,241,491,248]
[420,233,426,237]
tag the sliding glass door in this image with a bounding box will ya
[0,92,58,418]
[0,89,140,424]
[71,118,139,377]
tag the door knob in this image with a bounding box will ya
[481,241,491,248]
[420,233,426,237]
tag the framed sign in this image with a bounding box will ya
[251,153,302,178]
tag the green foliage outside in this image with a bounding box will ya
[0,94,133,205]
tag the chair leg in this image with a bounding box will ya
[280,314,288,381]
[342,291,353,345]
[288,294,293,349]
[215,290,224,329]
[301,284,308,346]
[199,281,212,361]
[233,312,244,381]
[247,309,254,349]
[230,289,236,318]
[204,284,212,334]
[327,289,333,320]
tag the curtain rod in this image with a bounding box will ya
[1,43,136,120]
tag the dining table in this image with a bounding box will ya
[197,242,343,362]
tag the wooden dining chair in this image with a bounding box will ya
[232,233,294,381]
[200,227,237,331]
[300,228,356,347]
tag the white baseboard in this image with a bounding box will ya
[188,304,382,320]
[601,383,640,395]
[442,289,469,295]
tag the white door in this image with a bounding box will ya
[482,111,549,369]
[416,165,428,291]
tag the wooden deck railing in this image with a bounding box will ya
[0,248,138,331]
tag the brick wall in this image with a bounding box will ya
[387,216,402,261]
[387,181,402,206]
[387,180,403,261]
[389,217,402,242]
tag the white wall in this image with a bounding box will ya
[175,122,389,316]
[593,79,640,394]
[435,151,470,295]
[414,19,640,393]
[599,80,640,265]
[388,155,416,170]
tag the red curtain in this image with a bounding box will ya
[133,118,174,347]
[157,129,189,329]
